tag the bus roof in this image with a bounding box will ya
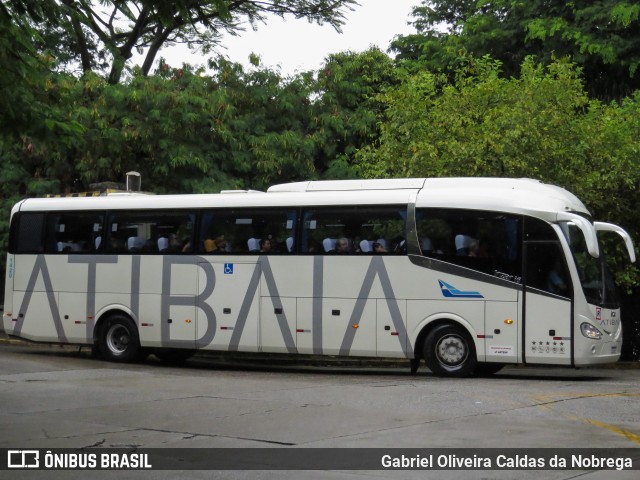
[267,178,427,192]
[12,177,590,219]
[417,177,590,217]
[11,189,416,214]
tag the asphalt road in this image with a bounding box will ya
[0,339,639,479]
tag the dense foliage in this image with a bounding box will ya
[14,0,357,84]
[391,0,640,100]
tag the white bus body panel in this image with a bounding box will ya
[2,250,545,365]
[5,252,523,360]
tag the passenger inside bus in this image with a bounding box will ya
[547,258,569,295]
[336,238,350,254]
[259,238,272,253]
[217,236,227,252]
[204,235,226,253]
[203,237,216,253]
[307,239,322,253]
[468,238,489,257]
[167,233,182,252]
[373,241,387,253]
[352,236,362,253]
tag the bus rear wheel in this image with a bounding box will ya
[98,314,142,363]
[424,324,477,377]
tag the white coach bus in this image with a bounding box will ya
[2,178,636,376]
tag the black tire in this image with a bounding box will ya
[98,314,142,363]
[154,348,196,364]
[475,363,504,376]
[423,324,477,377]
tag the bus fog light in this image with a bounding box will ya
[581,322,602,340]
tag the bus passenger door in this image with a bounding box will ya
[523,243,573,365]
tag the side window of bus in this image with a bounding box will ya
[107,211,195,254]
[198,209,297,254]
[523,216,573,296]
[524,216,558,241]
[44,212,105,254]
[301,206,407,254]
[416,209,522,280]
[525,243,572,298]
[10,212,46,254]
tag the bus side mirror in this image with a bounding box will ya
[557,212,600,259]
[594,222,637,263]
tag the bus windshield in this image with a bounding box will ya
[561,222,620,309]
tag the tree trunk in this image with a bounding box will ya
[142,29,173,77]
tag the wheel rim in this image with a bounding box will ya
[435,333,468,366]
[106,324,131,355]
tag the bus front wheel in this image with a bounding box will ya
[424,324,477,377]
[98,314,142,363]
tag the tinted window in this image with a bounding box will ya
[524,216,557,241]
[525,242,572,298]
[10,213,45,254]
[301,206,406,254]
[107,211,195,254]
[199,209,297,254]
[45,212,104,253]
[561,222,615,305]
[416,209,522,281]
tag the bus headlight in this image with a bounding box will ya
[580,322,602,340]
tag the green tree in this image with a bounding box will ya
[11,0,357,84]
[391,0,640,99]
[310,47,399,179]
[0,0,64,136]
[200,57,319,190]
[0,1,85,293]
[9,56,324,195]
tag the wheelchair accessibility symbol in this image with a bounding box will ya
[224,263,234,275]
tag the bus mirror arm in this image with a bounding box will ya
[594,222,637,263]
[557,212,600,259]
